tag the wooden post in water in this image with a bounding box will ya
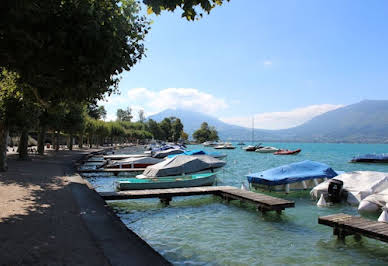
[160,197,172,206]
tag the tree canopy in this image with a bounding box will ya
[193,122,219,143]
[0,0,149,105]
[144,0,230,20]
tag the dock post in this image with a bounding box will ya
[160,197,172,206]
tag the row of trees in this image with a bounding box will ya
[0,0,228,171]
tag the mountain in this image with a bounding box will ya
[148,100,388,143]
[279,100,388,143]
[148,108,271,140]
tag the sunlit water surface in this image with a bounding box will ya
[84,143,388,265]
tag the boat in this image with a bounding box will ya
[243,144,263,152]
[359,186,388,213]
[214,142,236,149]
[167,149,227,159]
[274,149,301,155]
[246,160,338,193]
[311,171,388,207]
[103,157,163,169]
[137,155,225,178]
[202,141,219,147]
[116,173,217,190]
[237,142,245,145]
[350,154,388,163]
[255,146,279,153]
[152,148,184,158]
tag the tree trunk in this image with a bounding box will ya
[37,124,46,155]
[55,131,60,151]
[79,134,83,149]
[89,135,93,148]
[68,134,73,150]
[0,121,8,171]
[18,129,29,160]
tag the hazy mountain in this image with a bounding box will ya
[278,100,388,143]
[148,100,388,143]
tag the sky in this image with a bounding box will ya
[99,0,388,129]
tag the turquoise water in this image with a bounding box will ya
[87,143,388,265]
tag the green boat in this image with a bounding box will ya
[116,173,217,191]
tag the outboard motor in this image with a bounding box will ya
[327,179,343,203]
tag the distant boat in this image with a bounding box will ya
[350,154,388,163]
[246,160,338,193]
[214,143,236,149]
[237,142,245,145]
[255,146,279,153]
[116,173,217,190]
[243,144,263,152]
[274,149,301,155]
[202,141,219,147]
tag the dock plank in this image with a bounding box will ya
[99,186,295,213]
[319,213,388,243]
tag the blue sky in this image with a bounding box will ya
[100,0,388,129]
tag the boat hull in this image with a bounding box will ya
[117,174,217,190]
[251,177,328,192]
[274,149,301,155]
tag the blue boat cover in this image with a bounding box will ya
[246,160,338,186]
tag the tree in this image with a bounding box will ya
[144,0,230,20]
[0,0,149,106]
[87,103,107,120]
[171,118,184,142]
[138,109,146,123]
[181,131,189,141]
[193,122,219,143]
[146,119,163,140]
[117,107,133,122]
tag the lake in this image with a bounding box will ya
[85,142,388,265]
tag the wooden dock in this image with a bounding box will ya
[78,168,145,175]
[319,213,388,243]
[100,186,295,213]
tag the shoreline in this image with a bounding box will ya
[0,146,169,265]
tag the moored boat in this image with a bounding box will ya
[116,173,217,190]
[167,149,227,159]
[274,149,301,155]
[350,154,388,163]
[137,155,226,178]
[243,144,263,151]
[104,157,163,169]
[214,142,236,149]
[255,146,279,153]
[246,160,338,193]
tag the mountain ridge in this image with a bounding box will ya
[148,100,388,143]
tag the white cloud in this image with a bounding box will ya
[127,87,228,114]
[264,60,273,66]
[100,87,228,121]
[220,104,344,130]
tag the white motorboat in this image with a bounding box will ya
[255,146,279,153]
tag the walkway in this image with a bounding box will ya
[0,149,169,265]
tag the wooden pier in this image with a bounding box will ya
[99,186,295,213]
[319,213,388,243]
[78,168,145,175]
